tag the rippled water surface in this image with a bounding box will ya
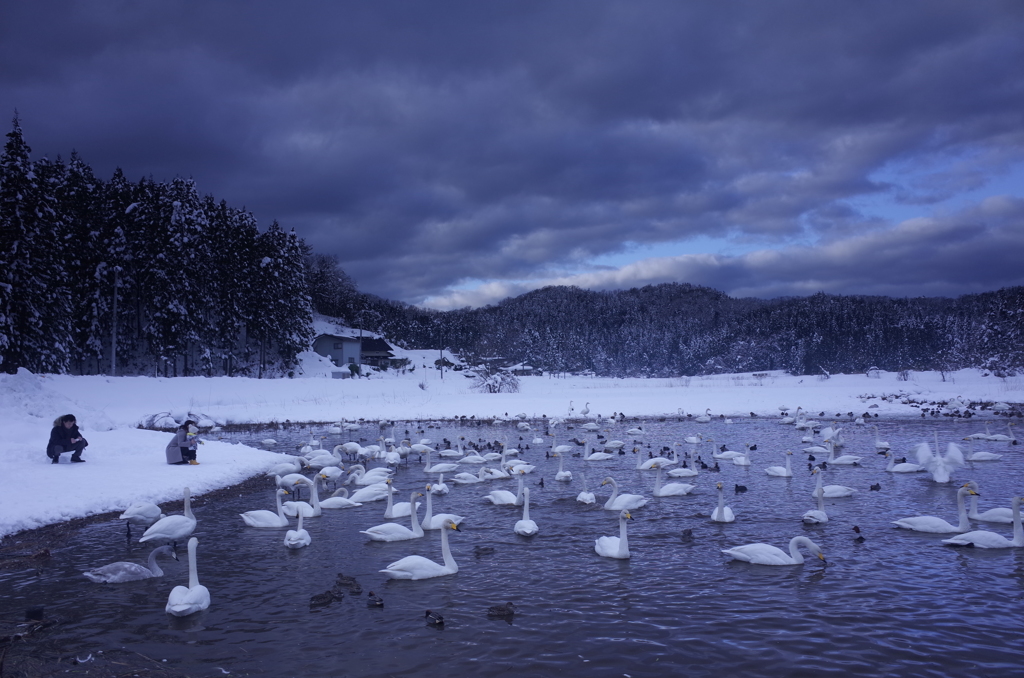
[3,416,1024,677]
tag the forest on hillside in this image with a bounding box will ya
[2,119,1022,378]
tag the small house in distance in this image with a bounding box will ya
[312,333,361,368]
[360,337,396,368]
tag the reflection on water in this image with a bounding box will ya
[2,416,1023,677]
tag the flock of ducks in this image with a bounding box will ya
[81,409,1019,619]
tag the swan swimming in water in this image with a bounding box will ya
[165,537,210,617]
[140,487,196,547]
[942,496,1024,548]
[483,471,526,505]
[764,451,793,477]
[651,463,695,496]
[554,452,572,482]
[810,467,856,498]
[240,488,291,527]
[514,487,539,536]
[963,481,1013,523]
[379,519,461,580]
[348,482,391,503]
[914,435,965,483]
[361,492,426,541]
[421,484,465,530]
[595,509,633,559]
[284,512,311,549]
[576,472,596,504]
[710,482,735,522]
[722,536,826,565]
[600,477,648,511]
[885,452,925,473]
[382,479,421,519]
[84,545,178,583]
[319,486,363,509]
[892,485,978,533]
[802,473,828,524]
[118,502,164,536]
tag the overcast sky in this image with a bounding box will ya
[3,1,1023,308]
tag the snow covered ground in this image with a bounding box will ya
[1,364,1019,539]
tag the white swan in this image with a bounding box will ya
[140,487,196,546]
[985,423,1015,442]
[595,509,633,559]
[554,452,573,482]
[810,467,856,498]
[964,439,1002,461]
[483,471,526,505]
[722,536,826,565]
[732,449,751,466]
[284,512,311,549]
[684,433,703,444]
[422,484,465,530]
[601,476,648,511]
[576,472,596,504]
[452,467,488,484]
[383,479,421,519]
[915,436,965,483]
[583,439,614,461]
[283,477,322,518]
[514,487,539,536]
[764,451,793,477]
[320,486,363,509]
[348,482,391,503]
[651,463,695,496]
[423,448,459,474]
[943,497,1024,548]
[710,482,735,523]
[802,480,828,524]
[84,545,177,583]
[481,465,511,480]
[826,440,861,466]
[240,489,291,527]
[885,452,925,473]
[119,502,164,531]
[165,537,210,616]
[361,492,426,541]
[892,485,978,533]
[965,482,1013,523]
[713,445,744,460]
[460,448,487,464]
[430,474,450,494]
[379,519,461,580]
[695,408,712,424]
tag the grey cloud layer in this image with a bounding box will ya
[2,1,1022,305]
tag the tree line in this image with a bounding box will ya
[2,117,1021,378]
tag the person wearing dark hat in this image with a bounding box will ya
[47,414,88,464]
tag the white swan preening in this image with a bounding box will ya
[892,485,978,533]
[84,545,177,583]
[165,537,210,616]
[764,451,793,477]
[361,492,426,541]
[710,482,735,522]
[722,536,826,566]
[943,496,1024,548]
[240,489,291,527]
[284,512,311,549]
[601,476,648,511]
[140,487,196,546]
[514,487,539,536]
[379,518,461,580]
[595,509,633,559]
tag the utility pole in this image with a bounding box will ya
[440,346,444,380]
[110,267,119,376]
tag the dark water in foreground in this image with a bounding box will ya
[2,416,1023,677]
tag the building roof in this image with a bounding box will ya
[360,337,394,354]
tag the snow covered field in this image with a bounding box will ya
[1,364,1019,539]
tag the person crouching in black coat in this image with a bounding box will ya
[48,414,88,464]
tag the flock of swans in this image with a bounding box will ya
[82,411,1019,618]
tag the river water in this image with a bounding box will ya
[2,416,1022,677]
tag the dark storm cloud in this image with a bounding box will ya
[2,1,1023,305]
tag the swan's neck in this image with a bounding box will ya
[384,484,395,514]
[816,490,825,513]
[827,442,835,463]
[187,541,199,588]
[424,489,434,522]
[618,514,629,556]
[814,473,823,498]
[439,525,457,572]
[956,489,971,531]
[423,449,432,470]
[1013,499,1023,547]
[411,494,424,536]
[522,492,531,521]
[296,513,304,533]
[515,474,525,504]
[183,489,193,520]
[717,486,725,514]
[654,467,663,493]
[147,548,164,576]
[788,537,807,564]
[785,455,792,474]
[309,478,320,510]
[886,455,894,472]
[275,490,286,518]
[969,494,979,514]
[604,479,619,508]
[635,451,643,469]
[558,454,565,473]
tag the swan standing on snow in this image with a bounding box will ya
[595,509,633,559]
[361,492,426,541]
[943,496,1023,548]
[892,485,978,533]
[140,487,196,547]
[710,482,735,522]
[422,484,465,530]
[722,536,826,566]
[165,537,210,616]
[84,546,178,583]
[651,463,695,496]
[514,487,539,536]
[576,473,596,504]
[284,512,311,549]
[601,477,648,511]
[764,451,793,477]
[380,519,461,580]
[240,489,291,527]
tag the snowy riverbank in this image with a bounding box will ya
[1,365,1019,539]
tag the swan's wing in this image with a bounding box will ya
[914,442,937,468]
[945,442,965,468]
